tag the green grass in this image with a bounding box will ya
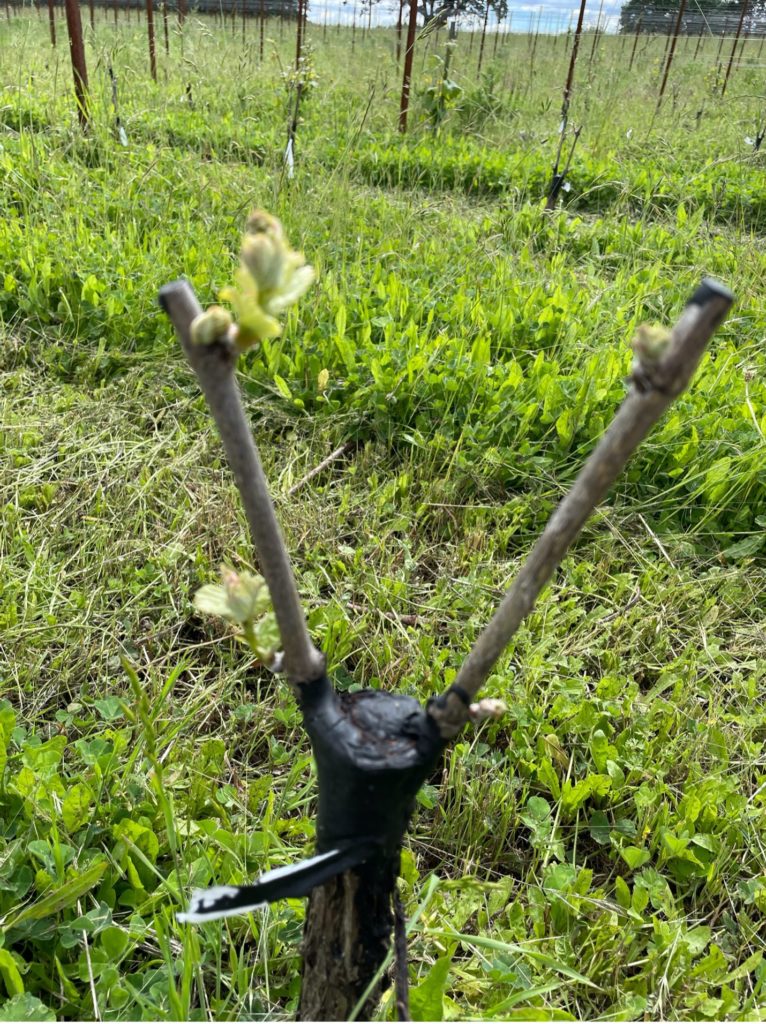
[1,9,766,1021]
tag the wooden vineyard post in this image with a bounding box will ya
[295,0,303,69]
[558,14,566,44]
[47,0,56,45]
[737,28,749,63]
[561,0,586,122]
[628,15,643,71]
[545,0,586,208]
[146,0,157,80]
[656,0,688,110]
[715,19,728,63]
[162,0,169,56]
[64,0,89,129]
[398,0,417,132]
[660,20,673,67]
[722,0,748,95]
[694,25,704,58]
[588,0,604,66]
[477,0,490,72]
[529,13,541,80]
[396,0,404,62]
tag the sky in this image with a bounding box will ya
[306,0,624,33]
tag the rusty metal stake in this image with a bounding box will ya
[64,0,89,129]
[656,0,688,111]
[722,0,748,96]
[398,0,417,132]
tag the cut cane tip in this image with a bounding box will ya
[157,282,177,313]
[157,278,192,314]
[688,278,734,309]
[468,697,508,723]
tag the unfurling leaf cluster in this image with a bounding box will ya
[194,566,282,667]
[191,210,315,352]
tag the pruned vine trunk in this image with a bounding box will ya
[161,261,733,1024]
[299,856,398,1021]
[294,673,442,1019]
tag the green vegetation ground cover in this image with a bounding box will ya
[1,11,765,1020]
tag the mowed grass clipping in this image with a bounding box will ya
[1,10,765,1021]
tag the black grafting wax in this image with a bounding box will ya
[298,675,446,857]
[687,278,734,309]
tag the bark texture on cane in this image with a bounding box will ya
[299,856,399,1021]
[158,279,325,688]
[428,279,734,739]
